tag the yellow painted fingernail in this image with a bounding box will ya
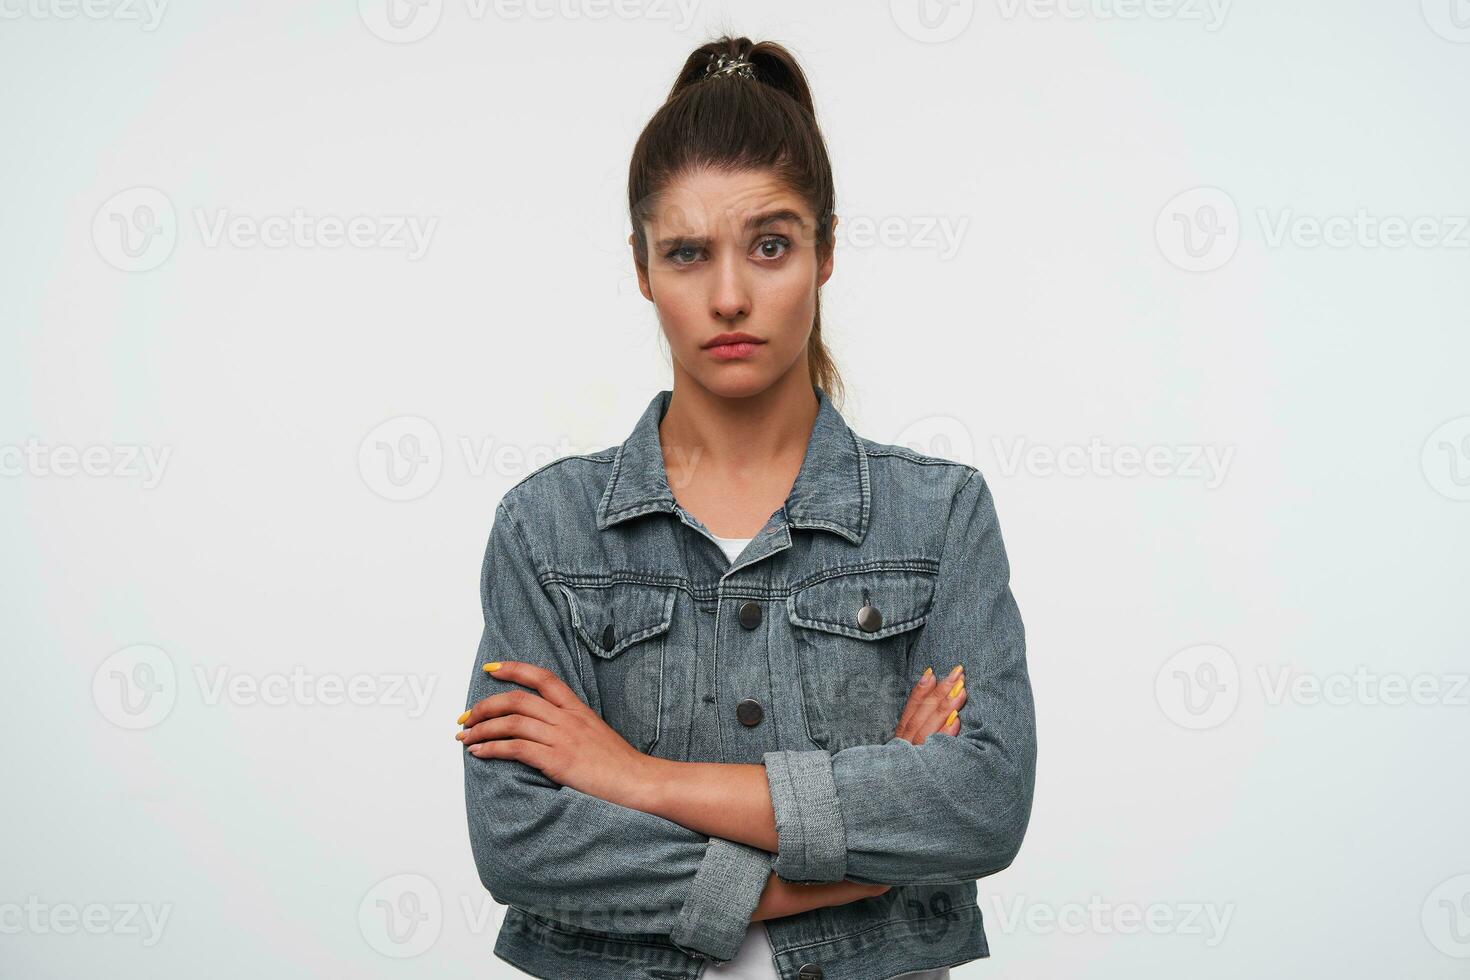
[483,662,502,672]
[454,731,464,740]
[945,709,958,727]
[949,664,962,678]
[922,667,934,680]
[948,679,964,698]
[457,711,470,725]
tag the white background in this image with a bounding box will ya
[3,1,1468,977]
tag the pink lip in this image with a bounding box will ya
[707,341,762,360]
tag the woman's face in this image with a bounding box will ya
[631,167,836,399]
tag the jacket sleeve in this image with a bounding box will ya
[463,498,774,962]
[761,468,1037,886]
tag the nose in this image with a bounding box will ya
[708,248,750,322]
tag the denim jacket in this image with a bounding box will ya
[462,386,1037,980]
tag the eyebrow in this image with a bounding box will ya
[653,209,807,252]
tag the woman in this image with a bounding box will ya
[459,36,1037,979]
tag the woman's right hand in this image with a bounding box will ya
[752,666,967,923]
[892,664,966,746]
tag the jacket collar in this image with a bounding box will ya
[597,385,871,545]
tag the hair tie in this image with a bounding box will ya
[704,52,756,80]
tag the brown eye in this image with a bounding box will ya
[756,236,790,260]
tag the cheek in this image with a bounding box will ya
[649,277,704,346]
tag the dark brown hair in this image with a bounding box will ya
[627,35,845,410]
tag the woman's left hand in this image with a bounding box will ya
[456,661,653,809]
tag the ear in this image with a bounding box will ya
[816,216,838,289]
[629,232,653,302]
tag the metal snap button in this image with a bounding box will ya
[736,698,764,727]
[738,600,762,630]
[601,623,615,650]
[797,964,823,979]
[857,604,883,632]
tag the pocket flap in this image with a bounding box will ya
[560,582,676,658]
[787,569,936,641]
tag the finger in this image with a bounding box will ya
[458,688,560,736]
[459,711,559,748]
[913,665,965,737]
[893,667,937,741]
[480,660,587,711]
[465,738,555,774]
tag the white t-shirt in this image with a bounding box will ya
[703,534,952,980]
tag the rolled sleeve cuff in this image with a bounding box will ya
[670,837,774,962]
[762,749,848,883]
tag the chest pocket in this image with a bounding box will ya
[787,568,937,753]
[559,581,676,754]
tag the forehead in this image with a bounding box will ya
[645,168,809,234]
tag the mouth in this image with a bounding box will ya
[703,332,765,360]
